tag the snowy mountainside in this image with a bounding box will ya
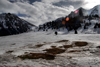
[72,5,100,17]
[0,13,35,36]
[37,5,100,34]
[69,7,87,17]
[37,18,100,34]
[69,5,100,18]
[89,5,100,17]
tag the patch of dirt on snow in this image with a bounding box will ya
[74,41,88,47]
[18,53,55,60]
[18,46,66,60]
[6,50,14,53]
[43,48,66,54]
[67,50,81,53]
[43,42,52,44]
[11,43,16,45]
[35,44,44,48]
[28,44,44,48]
[51,46,56,48]
[58,46,63,48]
[55,40,69,43]
[18,40,90,61]
[63,45,73,49]
[96,46,100,48]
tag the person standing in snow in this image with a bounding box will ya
[75,30,78,34]
[55,31,58,35]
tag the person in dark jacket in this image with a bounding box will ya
[75,30,78,34]
[55,31,58,35]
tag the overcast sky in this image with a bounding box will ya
[0,0,100,26]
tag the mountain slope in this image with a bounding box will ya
[69,5,100,18]
[37,5,100,34]
[68,7,86,17]
[0,13,35,36]
[88,5,100,17]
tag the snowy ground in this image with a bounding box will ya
[0,31,100,67]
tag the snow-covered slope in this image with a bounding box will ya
[73,5,100,17]
[88,5,100,17]
[37,5,100,34]
[37,18,100,34]
[0,13,35,36]
[69,5,100,18]
[69,7,87,17]
[0,31,100,67]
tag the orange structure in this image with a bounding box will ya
[66,17,69,21]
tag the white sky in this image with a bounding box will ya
[84,0,100,9]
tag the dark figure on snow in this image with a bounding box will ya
[75,30,78,34]
[55,31,58,35]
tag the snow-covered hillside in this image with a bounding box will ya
[88,5,100,17]
[0,13,35,36]
[0,31,100,67]
[69,5,100,17]
[37,18,100,34]
[53,5,100,20]
[37,5,100,34]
